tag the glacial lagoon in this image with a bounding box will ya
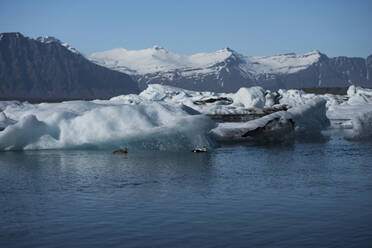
[1,135,372,248]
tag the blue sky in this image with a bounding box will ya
[0,0,371,57]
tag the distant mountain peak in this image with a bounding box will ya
[0,33,81,55]
[303,49,322,56]
[152,45,164,51]
[36,35,80,54]
[36,35,60,44]
[215,47,236,54]
[0,32,26,40]
[222,47,240,54]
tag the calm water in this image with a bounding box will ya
[1,137,372,248]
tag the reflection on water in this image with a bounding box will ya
[1,138,372,248]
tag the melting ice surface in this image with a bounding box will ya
[0,84,371,151]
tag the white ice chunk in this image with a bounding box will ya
[347,85,372,105]
[278,89,317,107]
[0,101,215,151]
[232,86,266,109]
[345,110,372,141]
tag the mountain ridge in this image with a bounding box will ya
[89,46,372,92]
[1,32,371,95]
[89,47,326,75]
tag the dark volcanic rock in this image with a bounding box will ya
[0,32,139,99]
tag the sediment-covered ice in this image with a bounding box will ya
[210,98,329,143]
[0,101,215,151]
[210,110,293,143]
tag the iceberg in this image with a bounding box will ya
[346,85,372,105]
[344,110,372,142]
[232,87,266,109]
[2,83,371,151]
[0,100,215,151]
[278,89,316,107]
[325,85,372,140]
[210,98,329,143]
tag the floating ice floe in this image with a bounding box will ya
[346,85,372,105]
[344,110,372,141]
[326,85,372,141]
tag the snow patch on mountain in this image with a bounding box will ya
[37,36,80,54]
[244,50,321,74]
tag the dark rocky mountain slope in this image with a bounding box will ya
[0,32,139,100]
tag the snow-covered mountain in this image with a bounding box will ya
[89,47,372,92]
[90,46,321,76]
